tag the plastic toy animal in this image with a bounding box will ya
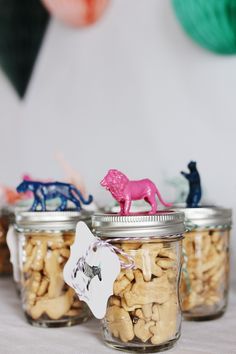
[73,257,102,291]
[101,169,172,215]
[181,161,202,207]
[16,180,93,211]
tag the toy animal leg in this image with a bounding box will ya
[119,201,125,214]
[187,192,201,208]
[57,197,67,211]
[186,194,192,207]
[124,199,131,215]
[40,199,46,211]
[30,198,39,211]
[145,196,157,214]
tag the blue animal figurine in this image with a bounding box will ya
[16,180,93,211]
[181,161,201,208]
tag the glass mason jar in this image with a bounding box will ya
[179,207,232,320]
[15,210,91,327]
[0,208,13,276]
[92,211,185,353]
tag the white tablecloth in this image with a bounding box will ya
[0,278,235,354]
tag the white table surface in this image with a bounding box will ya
[0,278,235,354]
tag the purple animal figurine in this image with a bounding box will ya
[100,169,172,215]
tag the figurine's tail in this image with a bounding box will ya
[155,187,172,208]
[71,186,93,205]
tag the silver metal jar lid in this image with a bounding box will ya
[173,205,232,229]
[15,209,92,233]
[92,211,185,239]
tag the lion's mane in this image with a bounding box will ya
[104,169,129,200]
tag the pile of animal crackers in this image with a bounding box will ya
[181,229,229,314]
[22,232,84,321]
[105,241,179,345]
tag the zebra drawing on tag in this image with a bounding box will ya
[73,257,102,291]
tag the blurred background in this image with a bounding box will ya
[0,0,235,280]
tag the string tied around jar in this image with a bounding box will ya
[92,238,136,270]
[79,237,136,271]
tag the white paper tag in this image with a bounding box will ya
[6,226,20,283]
[63,221,121,319]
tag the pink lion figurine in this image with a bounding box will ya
[101,169,172,215]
